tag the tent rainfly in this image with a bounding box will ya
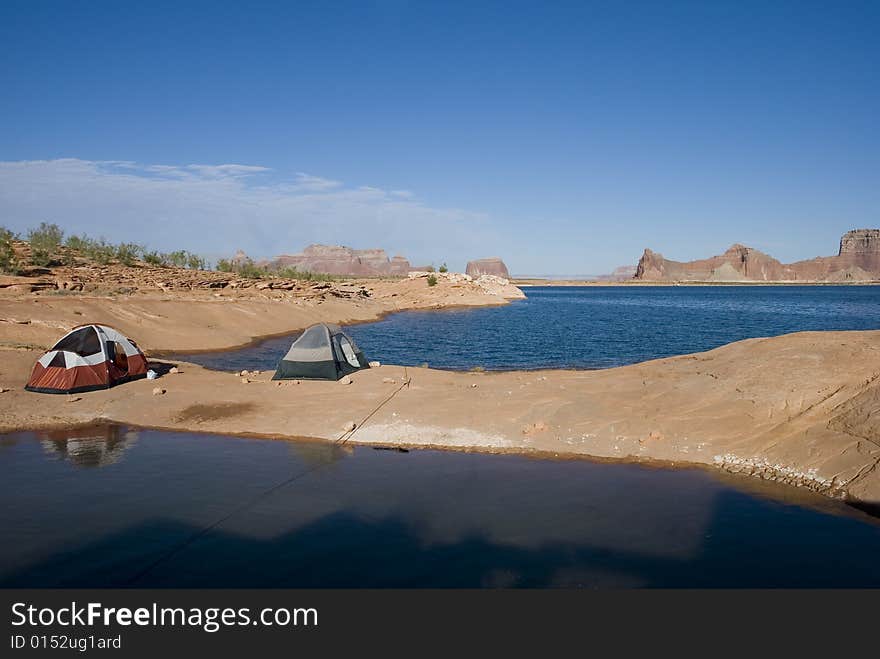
[272,323,369,381]
[25,324,148,394]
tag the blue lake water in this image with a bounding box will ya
[2,424,880,588]
[173,285,880,372]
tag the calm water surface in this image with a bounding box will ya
[173,285,880,372]
[1,425,879,588]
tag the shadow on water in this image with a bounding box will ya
[4,487,880,588]
[3,425,880,588]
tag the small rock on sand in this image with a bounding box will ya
[369,361,381,368]
[382,377,396,384]
[343,421,356,432]
[240,377,250,384]
[152,387,165,396]
[66,396,82,403]
[0,387,9,393]
[240,370,249,377]
[470,383,477,388]
[169,367,179,374]
[522,421,549,435]
[339,376,352,385]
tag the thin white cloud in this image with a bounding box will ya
[0,159,495,267]
[293,172,342,191]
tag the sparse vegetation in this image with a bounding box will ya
[215,258,339,282]
[234,259,266,279]
[115,243,143,266]
[427,274,438,286]
[28,222,64,266]
[439,263,448,273]
[0,227,19,274]
[65,235,115,264]
[143,250,165,266]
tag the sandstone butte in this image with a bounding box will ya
[265,244,413,277]
[2,245,880,512]
[465,257,511,279]
[634,229,880,282]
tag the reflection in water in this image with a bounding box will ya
[286,438,352,468]
[2,424,880,587]
[39,424,139,468]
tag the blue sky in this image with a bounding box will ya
[1,1,878,273]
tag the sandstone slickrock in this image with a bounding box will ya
[635,229,880,282]
[406,270,525,299]
[465,257,511,279]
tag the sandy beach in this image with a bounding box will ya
[2,277,879,509]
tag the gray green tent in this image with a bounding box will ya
[272,323,369,381]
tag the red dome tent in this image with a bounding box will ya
[25,324,148,394]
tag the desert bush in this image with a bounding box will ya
[426,274,438,286]
[273,266,337,282]
[28,222,64,266]
[164,250,188,268]
[439,263,448,273]
[186,253,206,270]
[143,250,165,266]
[115,243,143,266]
[65,234,114,264]
[0,227,19,274]
[216,258,234,272]
[235,259,266,279]
[86,238,115,264]
[64,235,88,252]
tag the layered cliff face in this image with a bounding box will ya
[634,230,880,282]
[465,257,510,279]
[267,245,412,276]
[837,229,880,271]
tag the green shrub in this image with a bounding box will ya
[87,238,115,264]
[28,222,64,266]
[164,250,188,268]
[64,235,88,251]
[235,259,265,279]
[143,250,165,266]
[65,234,113,264]
[438,263,448,273]
[115,243,142,266]
[186,253,206,270]
[426,274,438,287]
[216,258,234,272]
[0,227,19,274]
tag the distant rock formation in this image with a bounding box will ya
[267,245,412,276]
[595,265,637,282]
[230,249,250,267]
[465,257,510,279]
[634,230,880,282]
